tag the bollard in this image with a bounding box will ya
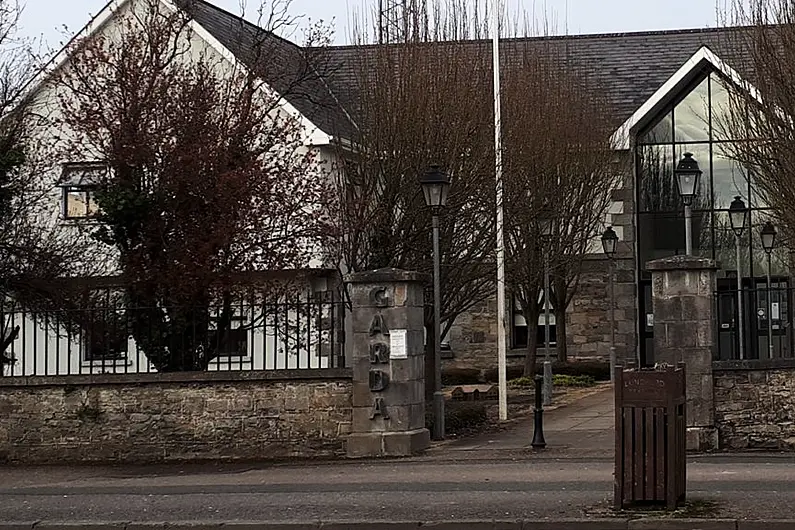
[542,360,552,406]
[531,374,547,449]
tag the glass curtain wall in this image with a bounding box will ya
[636,70,789,362]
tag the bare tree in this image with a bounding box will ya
[51,0,337,371]
[338,0,496,390]
[0,0,110,366]
[716,1,795,251]
[501,43,616,372]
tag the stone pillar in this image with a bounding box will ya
[647,255,718,451]
[345,268,431,457]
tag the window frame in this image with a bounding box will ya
[58,161,108,221]
[62,185,99,220]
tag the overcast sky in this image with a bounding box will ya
[17,0,728,51]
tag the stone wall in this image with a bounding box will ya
[568,256,636,361]
[0,370,352,464]
[714,361,795,450]
[442,255,637,377]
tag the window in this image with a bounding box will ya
[59,162,107,219]
[209,305,249,357]
[77,288,128,363]
[63,186,99,219]
[511,294,557,349]
[83,307,128,362]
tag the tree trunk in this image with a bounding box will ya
[555,303,568,363]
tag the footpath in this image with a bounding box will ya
[2,386,795,529]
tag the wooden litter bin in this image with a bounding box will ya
[614,363,686,510]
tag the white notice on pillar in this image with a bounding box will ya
[390,329,408,359]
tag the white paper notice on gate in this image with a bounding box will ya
[390,329,408,359]
[773,303,781,320]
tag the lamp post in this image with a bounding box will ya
[761,221,777,359]
[601,226,619,382]
[420,164,450,441]
[729,196,748,360]
[675,152,703,255]
[538,210,553,406]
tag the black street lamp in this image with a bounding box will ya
[601,226,619,381]
[420,164,450,441]
[761,221,777,253]
[761,221,778,359]
[729,195,748,360]
[537,208,554,406]
[601,226,618,257]
[675,152,702,255]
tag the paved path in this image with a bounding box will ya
[432,384,615,459]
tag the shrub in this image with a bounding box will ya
[483,365,524,382]
[554,361,610,381]
[508,376,535,388]
[441,367,482,386]
[553,374,596,387]
[508,374,596,389]
[427,402,489,436]
[485,360,611,382]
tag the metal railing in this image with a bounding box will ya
[714,285,794,361]
[0,292,345,377]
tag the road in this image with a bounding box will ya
[1,456,795,523]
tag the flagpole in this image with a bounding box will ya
[492,0,508,422]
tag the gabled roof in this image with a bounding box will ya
[175,0,357,141]
[610,45,754,149]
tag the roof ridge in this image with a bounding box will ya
[324,24,751,50]
[176,0,302,49]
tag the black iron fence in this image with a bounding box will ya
[714,284,795,361]
[0,292,345,377]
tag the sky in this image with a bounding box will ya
[16,0,727,52]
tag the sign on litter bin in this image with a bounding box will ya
[614,363,686,510]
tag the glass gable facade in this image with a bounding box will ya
[636,70,790,363]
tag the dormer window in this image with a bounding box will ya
[59,162,107,219]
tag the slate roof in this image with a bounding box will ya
[175,0,357,140]
[177,0,755,143]
[322,27,755,134]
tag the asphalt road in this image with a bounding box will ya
[1,457,795,523]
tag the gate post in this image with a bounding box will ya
[646,256,719,451]
[345,268,431,457]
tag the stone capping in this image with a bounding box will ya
[646,255,719,271]
[344,267,430,284]
[713,358,795,372]
[0,368,353,388]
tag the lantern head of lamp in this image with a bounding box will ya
[761,221,777,254]
[538,208,554,239]
[601,226,619,258]
[729,195,748,236]
[675,152,702,207]
[420,165,450,210]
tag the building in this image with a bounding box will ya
[3,0,781,375]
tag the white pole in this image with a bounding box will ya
[492,0,508,422]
